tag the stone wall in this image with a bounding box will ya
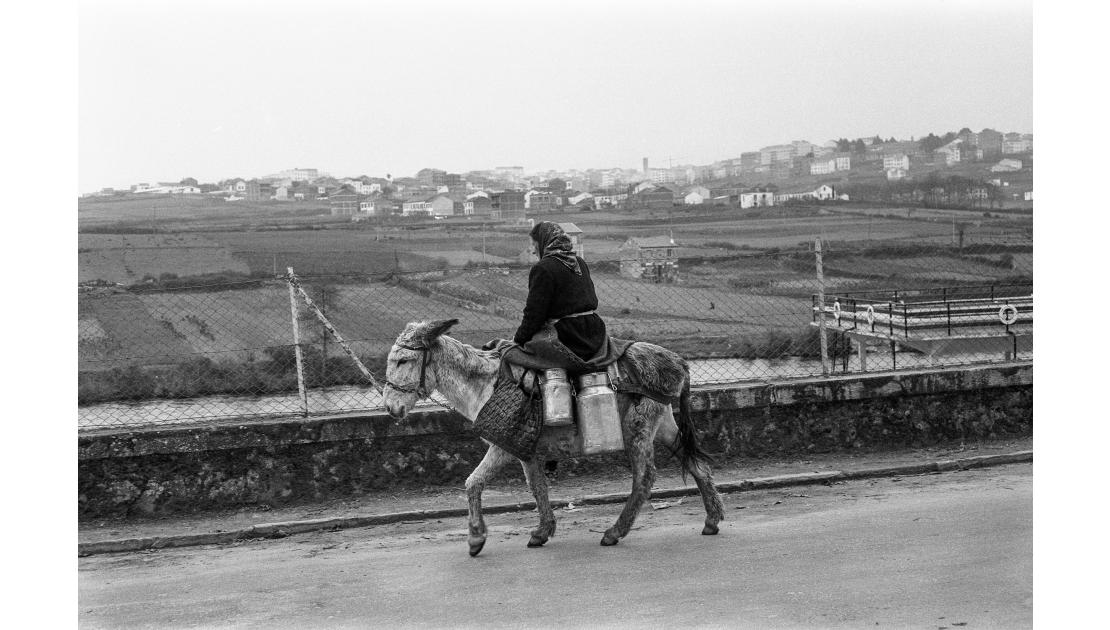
[78,363,1032,520]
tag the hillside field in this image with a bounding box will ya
[77,202,1032,284]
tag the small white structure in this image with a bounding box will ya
[568,192,593,206]
[990,159,1023,172]
[134,184,201,195]
[739,191,774,208]
[683,191,705,205]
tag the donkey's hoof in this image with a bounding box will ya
[527,535,548,548]
[468,537,486,557]
[600,532,620,546]
[702,523,719,536]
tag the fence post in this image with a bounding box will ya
[286,269,384,391]
[815,238,830,376]
[286,267,309,417]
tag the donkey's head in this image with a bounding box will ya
[383,319,459,419]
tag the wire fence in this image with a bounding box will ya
[78,231,1032,431]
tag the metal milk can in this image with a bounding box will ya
[575,371,624,455]
[541,369,574,427]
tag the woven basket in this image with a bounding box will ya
[473,375,543,460]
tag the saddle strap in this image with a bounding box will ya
[606,361,624,391]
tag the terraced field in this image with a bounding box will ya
[78,233,250,284]
[825,255,1015,282]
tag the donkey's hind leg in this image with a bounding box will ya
[465,444,513,557]
[688,453,725,535]
[521,458,556,548]
[601,402,657,546]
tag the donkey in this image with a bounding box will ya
[382,319,724,556]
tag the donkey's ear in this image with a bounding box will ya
[425,318,460,341]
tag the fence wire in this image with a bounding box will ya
[78,234,1032,431]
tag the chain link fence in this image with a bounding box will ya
[78,215,1032,431]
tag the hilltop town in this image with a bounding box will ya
[82,127,1033,221]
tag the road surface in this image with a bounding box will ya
[79,464,1032,629]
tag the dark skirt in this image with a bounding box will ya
[516,314,608,374]
[554,313,607,360]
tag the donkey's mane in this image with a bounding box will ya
[433,335,501,382]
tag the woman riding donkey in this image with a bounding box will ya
[384,225,725,553]
[511,220,607,368]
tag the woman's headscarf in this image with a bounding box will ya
[530,221,581,275]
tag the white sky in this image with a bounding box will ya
[79,0,1033,192]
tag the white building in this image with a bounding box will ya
[935,142,962,165]
[882,154,909,170]
[774,184,835,204]
[810,153,851,175]
[1002,135,1033,154]
[739,191,775,208]
[401,200,432,216]
[281,168,319,181]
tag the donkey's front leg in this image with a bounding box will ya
[521,457,556,548]
[602,409,657,546]
[465,444,512,557]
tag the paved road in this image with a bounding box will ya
[79,464,1032,629]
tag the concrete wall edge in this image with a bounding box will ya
[78,362,1032,461]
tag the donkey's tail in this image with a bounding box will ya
[674,362,716,482]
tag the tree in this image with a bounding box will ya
[851,138,868,154]
[180,177,198,187]
[836,138,852,152]
[548,178,567,193]
[919,133,945,153]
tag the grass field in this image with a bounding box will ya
[78,194,332,228]
[79,233,252,284]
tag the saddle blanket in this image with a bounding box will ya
[489,337,678,406]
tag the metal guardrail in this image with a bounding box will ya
[811,283,1033,371]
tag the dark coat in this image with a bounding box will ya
[513,255,607,360]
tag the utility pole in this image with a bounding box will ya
[815,238,830,376]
